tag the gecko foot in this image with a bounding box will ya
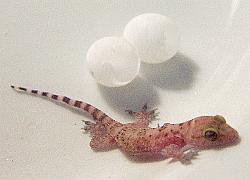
[179,145,199,164]
[81,120,95,134]
[125,109,136,115]
[161,144,199,164]
[148,108,160,122]
[125,104,159,122]
[125,103,149,115]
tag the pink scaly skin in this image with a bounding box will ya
[11,85,240,163]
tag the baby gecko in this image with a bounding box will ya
[11,85,239,163]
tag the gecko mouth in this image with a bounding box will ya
[216,138,240,149]
[227,132,240,146]
[216,130,240,148]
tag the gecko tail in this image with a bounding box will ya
[10,85,107,121]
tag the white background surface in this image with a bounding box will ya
[1,0,250,179]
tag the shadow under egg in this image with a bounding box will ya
[140,52,199,90]
[98,76,160,119]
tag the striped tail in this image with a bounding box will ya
[10,85,108,121]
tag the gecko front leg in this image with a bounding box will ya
[161,144,199,164]
[125,104,159,128]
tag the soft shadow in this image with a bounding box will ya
[122,151,168,163]
[98,76,160,118]
[140,52,199,90]
[120,150,196,165]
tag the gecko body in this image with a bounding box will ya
[11,85,239,163]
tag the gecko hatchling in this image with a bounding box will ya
[11,85,239,163]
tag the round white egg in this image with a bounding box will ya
[124,13,180,64]
[86,37,140,87]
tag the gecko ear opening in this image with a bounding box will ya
[214,115,226,124]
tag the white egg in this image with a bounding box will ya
[86,37,140,87]
[124,13,180,64]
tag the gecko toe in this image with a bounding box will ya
[148,108,160,122]
[81,120,96,134]
[82,120,95,125]
[125,109,136,115]
[179,145,199,163]
[142,103,148,111]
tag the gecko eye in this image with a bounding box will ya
[203,128,218,141]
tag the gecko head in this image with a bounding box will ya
[188,115,239,149]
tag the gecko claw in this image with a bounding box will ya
[81,120,95,133]
[142,103,148,112]
[82,120,94,125]
[125,109,136,115]
[148,108,160,122]
[125,103,148,115]
[81,126,91,134]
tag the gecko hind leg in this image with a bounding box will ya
[82,120,118,151]
[81,120,107,135]
[90,134,117,151]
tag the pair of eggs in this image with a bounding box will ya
[87,13,180,87]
